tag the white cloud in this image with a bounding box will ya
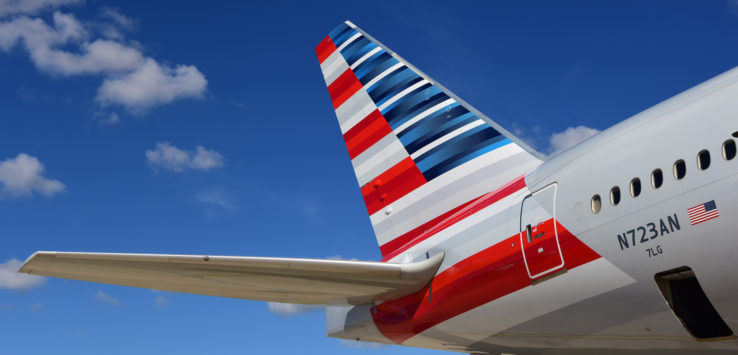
[34,38,145,76]
[548,125,600,156]
[100,8,136,31]
[0,153,65,198]
[146,142,224,173]
[0,0,81,17]
[98,112,119,125]
[154,294,168,307]
[193,189,236,209]
[96,58,206,112]
[0,8,207,114]
[0,258,46,290]
[96,8,136,40]
[95,290,119,306]
[267,302,322,317]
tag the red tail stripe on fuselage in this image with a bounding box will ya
[361,157,427,215]
[344,109,393,159]
[315,36,337,64]
[372,221,601,344]
[380,175,527,261]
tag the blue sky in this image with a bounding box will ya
[2,1,738,354]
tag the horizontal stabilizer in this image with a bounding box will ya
[19,251,443,305]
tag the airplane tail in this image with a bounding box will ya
[316,21,543,261]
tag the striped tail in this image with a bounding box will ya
[316,21,543,261]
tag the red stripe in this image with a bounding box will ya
[328,69,362,109]
[372,222,601,344]
[380,176,527,261]
[361,157,426,215]
[315,36,337,64]
[343,110,393,159]
[690,211,719,225]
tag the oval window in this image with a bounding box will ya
[591,195,601,214]
[630,178,641,197]
[674,159,686,180]
[651,169,663,189]
[697,150,710,170]
[724,139,736,161]
[610,186,621,206]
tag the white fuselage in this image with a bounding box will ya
[328,68,738,355]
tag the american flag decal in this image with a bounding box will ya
[687,200,719,226]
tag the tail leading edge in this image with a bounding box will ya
[316,21,543,261]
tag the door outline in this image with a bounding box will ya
[519,183,565,280]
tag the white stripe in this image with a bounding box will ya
[335,90,376,133]
[386,189,525,268]
[364,62,403,90]
[691,212,719,224]
[370,147,541,245]
[394,98,456,135]
[378,79,429,112]
[353,138,407,187]
[410,119,486,160]
[351,132,398,168]
[320,51,349,86]
[350,47,381,70]
[337,33,362,52]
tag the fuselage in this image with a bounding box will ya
[328,68,738,354]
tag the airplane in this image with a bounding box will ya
[18,20,738,354]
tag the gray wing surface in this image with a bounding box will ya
[19,251,443,305]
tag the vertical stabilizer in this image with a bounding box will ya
[316,21,543,260]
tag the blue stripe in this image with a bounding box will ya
[341,38,378,65]
[397,103,467,142]
[415,126,505,173]
[397,103,466,141]
[373,77,425,110]
[368,68,422,107]
[380,83,434,118]
[421,137,512,181]
[354,52,397,84]
[368,66,417,96]
[331,28,359,48]
[383,88,447,127]
[399,111,478,155]
[329,23,352,41]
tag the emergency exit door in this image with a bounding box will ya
[520,184,565,280]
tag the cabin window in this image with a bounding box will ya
[651,169,663,189]
[630,178,641,197]
[591,195,601,214]
[610,186,621,206]
[674,159,686,180]
[697,150,711,170]
[733,131,738,138]
[724,139,736,161]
